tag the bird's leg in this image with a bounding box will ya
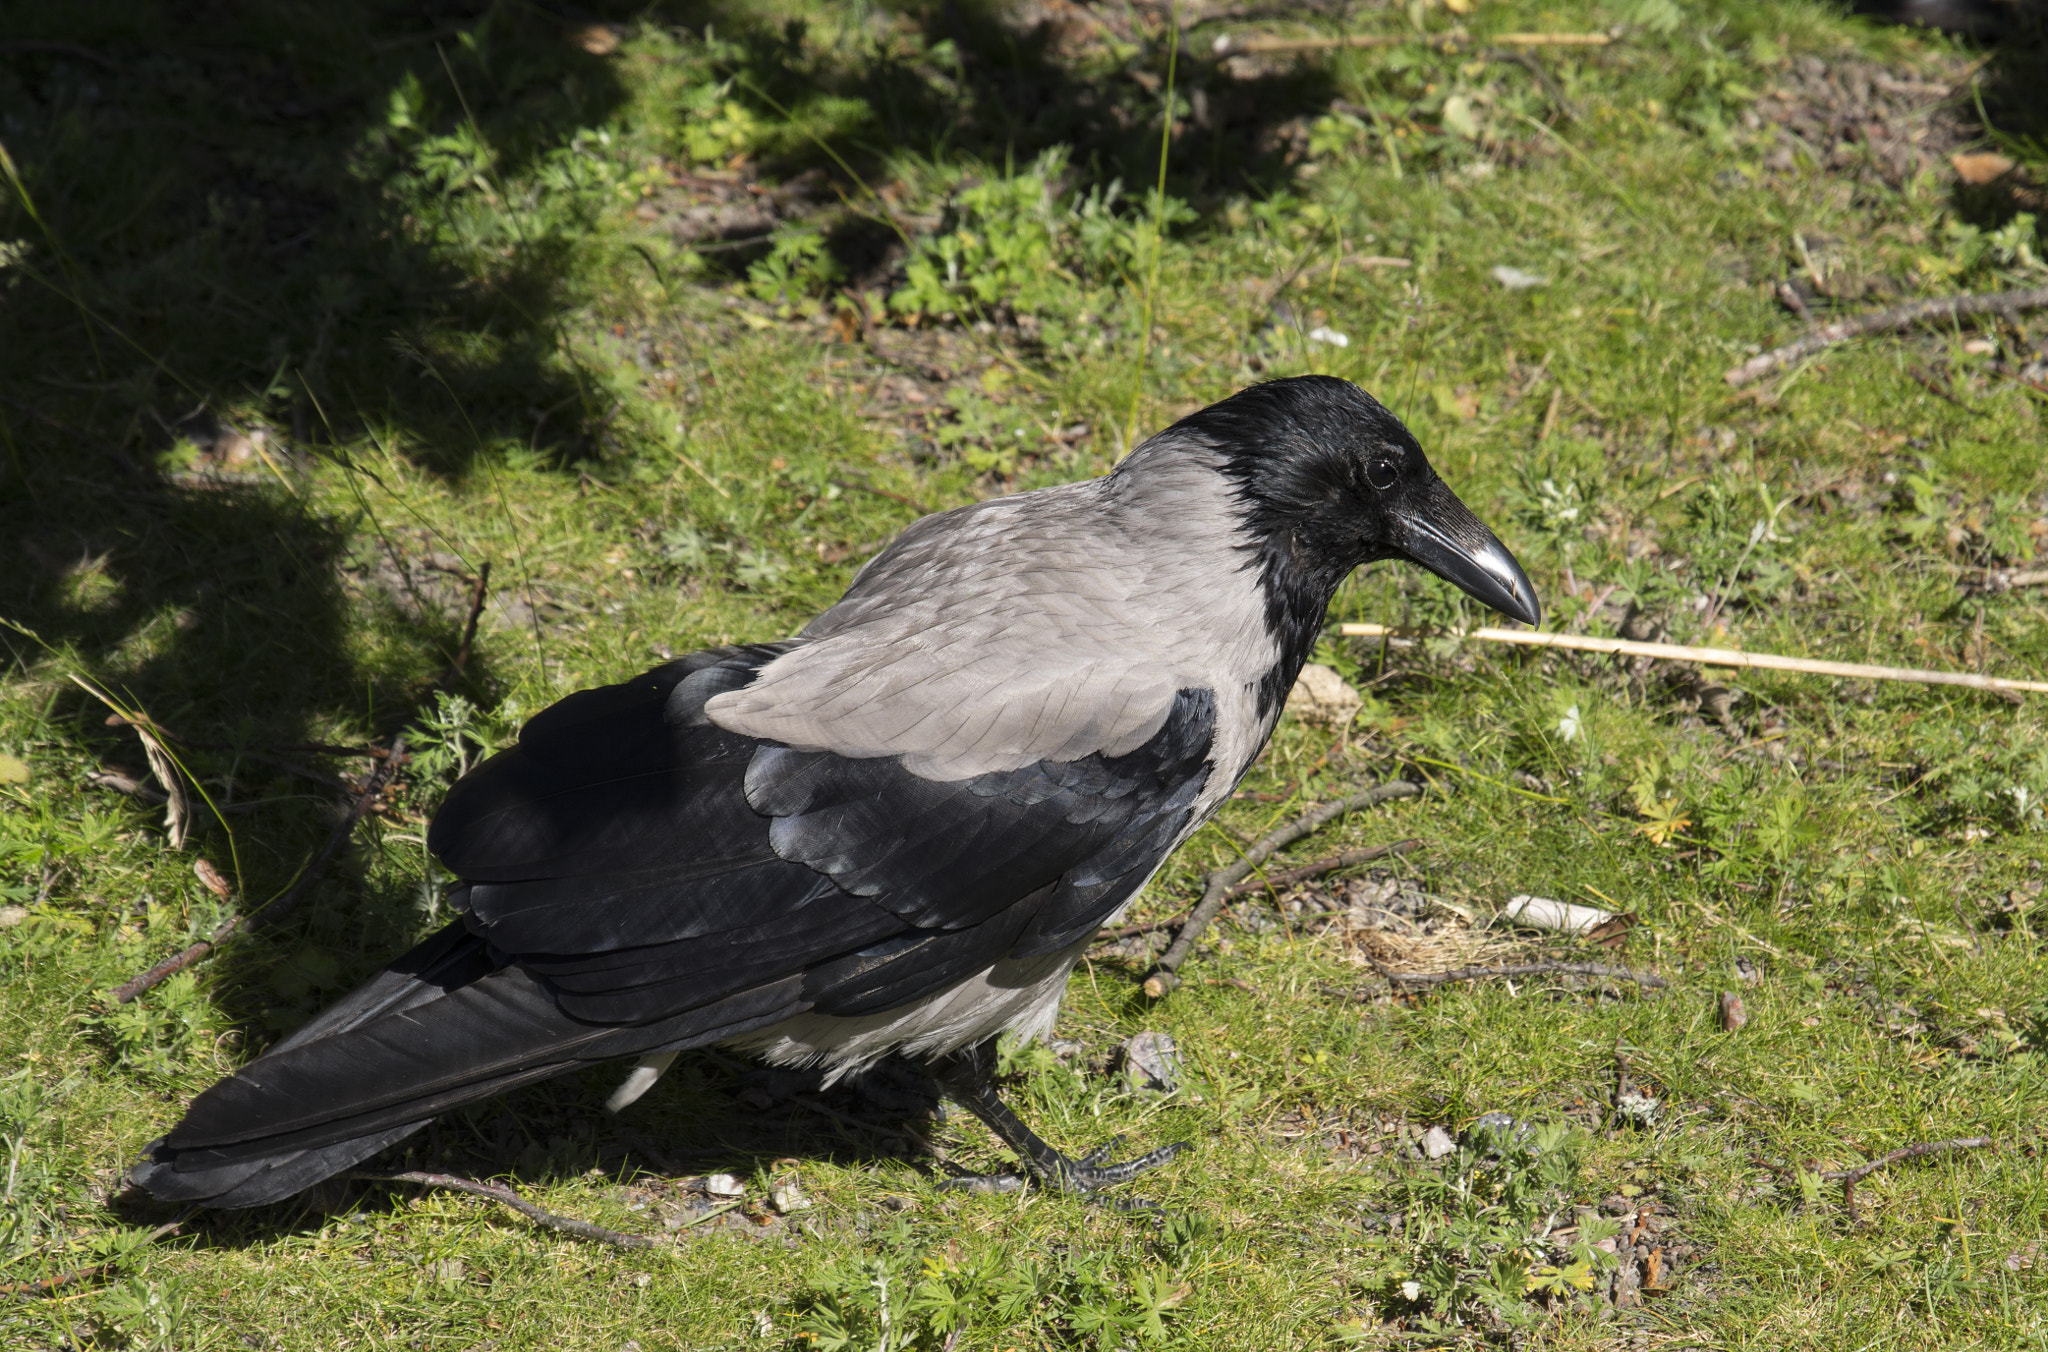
[926,1040,1188,1196]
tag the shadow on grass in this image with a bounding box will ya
[0,0,1333,751]
[111,1052,944,1244]
[1,0,1326,1207]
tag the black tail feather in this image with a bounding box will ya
[132,923,809,1208]
[131,1119,430,1209]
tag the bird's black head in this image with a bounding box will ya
[1173,376,1540,702]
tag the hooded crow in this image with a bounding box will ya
[131,375,1538,1207]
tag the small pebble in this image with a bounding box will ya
[1122,1030,1183,1094]
[704,1173,745,1198]
[1615,1090,1661,1127]
[1420,1125,1457,1160]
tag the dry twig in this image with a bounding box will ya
[1820,1138,1997,1222]
[1377,960,1667,990]
[351,1171,655,1248]
[1212,30,1612,54]
[1099,839,1420,941]
[1339,623,2048,696]
[1142,782,1421,996]
[438,561,492,688]
[1722,286,2048,387]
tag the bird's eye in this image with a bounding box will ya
[1363,452,1400,491]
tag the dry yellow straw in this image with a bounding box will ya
[1213,31,1613,54]
[1337,623,2048,696]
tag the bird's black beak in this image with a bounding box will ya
[1392,477,1542,626]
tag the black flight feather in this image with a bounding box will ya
[134,651,1215,1205]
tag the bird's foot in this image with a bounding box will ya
[935,1135,1188,1203]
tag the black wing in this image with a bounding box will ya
[438,645,1216,1020]
[136,646,1213,1205]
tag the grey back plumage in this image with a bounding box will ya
[707,431,1282,782]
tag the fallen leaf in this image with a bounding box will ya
[194,858,233,900]
[1491,265,1548,290]
[1441,95,1480,140]
[1951,151,2015,186]
[0,753,27,784]
[1584,913,1639,949]
[131,725,192,849]
[570,24,622,56]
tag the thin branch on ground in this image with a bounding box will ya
[1339,623,2048,696]
[111,737,408,1003]
[438,561,492,688]
[1722,285,2048,386]
[0,1211,196,1300]
[1211,30,1612,54]
[1142,781,1421,996]
[1819,1137,1997,1223]
[1372,961,1668,990]
[352,1170,655,1248]
[1099,838,1421,941]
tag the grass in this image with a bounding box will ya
[2,0,2047,1346]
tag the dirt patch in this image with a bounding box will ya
[1750,52,1980,188]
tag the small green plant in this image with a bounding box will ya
[407,691,521,792]
[1676,474,1794,629]
[789,1221,1193,1349]
[748,228,845,306]
[658,521,788,591]
[0,1067,71,1264]
[887,148,1191,330]
[933,387,1035,476]
[1359,1120,1618,1337]
[96,1274,194,1352]
[678,84,764,166]
[82,972,214,1084]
